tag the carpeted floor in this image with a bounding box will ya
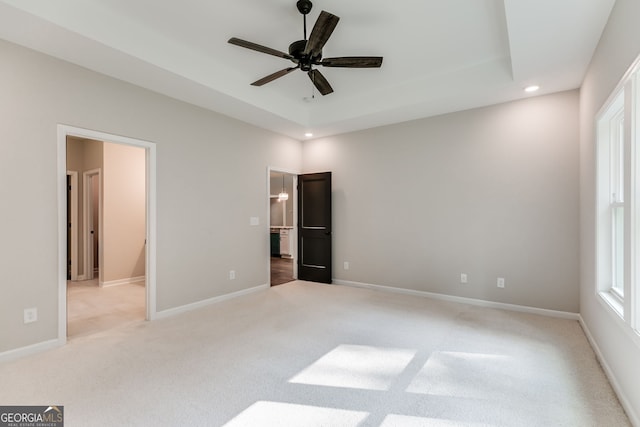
[67,279,145,338]
[0,281,630,426]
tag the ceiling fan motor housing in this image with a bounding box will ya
[289,40,320,71]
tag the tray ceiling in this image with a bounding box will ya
[0,0,615,139]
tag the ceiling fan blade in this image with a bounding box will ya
[320,56,383,68]
[303,11,340,58]
[228,37,293,60]
[308,69,333,96]
[251,67,299,86]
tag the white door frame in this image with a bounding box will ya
[57,124,158,344]
[66,171,79,281]
[267,167,299,285]
[83,168,101,282]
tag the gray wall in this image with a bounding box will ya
[580,0,640,422]
[0,39,302,353]
[303,90,580,313]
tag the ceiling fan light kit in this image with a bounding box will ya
[228,0,383,96]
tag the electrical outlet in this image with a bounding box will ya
[497,277,505,288]
[24,308,38,324]
[229,270,236,280]
[249,217,259,226]
[344,261,350,270]
[460,273,468,284]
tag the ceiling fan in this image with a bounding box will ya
[228,0,383,96]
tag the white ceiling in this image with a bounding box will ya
[0,0,615,140]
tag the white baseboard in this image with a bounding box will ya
[1,282,267,362]
[155,283,269,319]
[100,276,145,287]
[333,279,580,320]
[0,339,63,364]
[578,316,639,427]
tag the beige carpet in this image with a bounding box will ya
[67,279,145,338]
[0,281,630,426]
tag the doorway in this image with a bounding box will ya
[58,125,157,344]
[66,138,146,338]
[269,169,297,286]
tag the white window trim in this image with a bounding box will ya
[595,53,640,336]
[596,90,625,314]
[631,69,640,333]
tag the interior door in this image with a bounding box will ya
[297,172,332,283]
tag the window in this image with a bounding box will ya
[596,56,640,335]
[610,104,624,299]
[597,91,625,313]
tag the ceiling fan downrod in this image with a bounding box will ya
[296,0,313,40]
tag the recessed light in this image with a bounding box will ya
[525,85,540,93]
[304,132,313,138]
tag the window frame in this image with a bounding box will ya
[595,54,640,337]
[610,107,625,299]
[597,90,626,316]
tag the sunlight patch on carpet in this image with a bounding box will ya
[407,351,516,398]
[289,344,416,390]
[223,401,368,427]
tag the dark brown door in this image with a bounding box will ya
[298,172,332,283]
